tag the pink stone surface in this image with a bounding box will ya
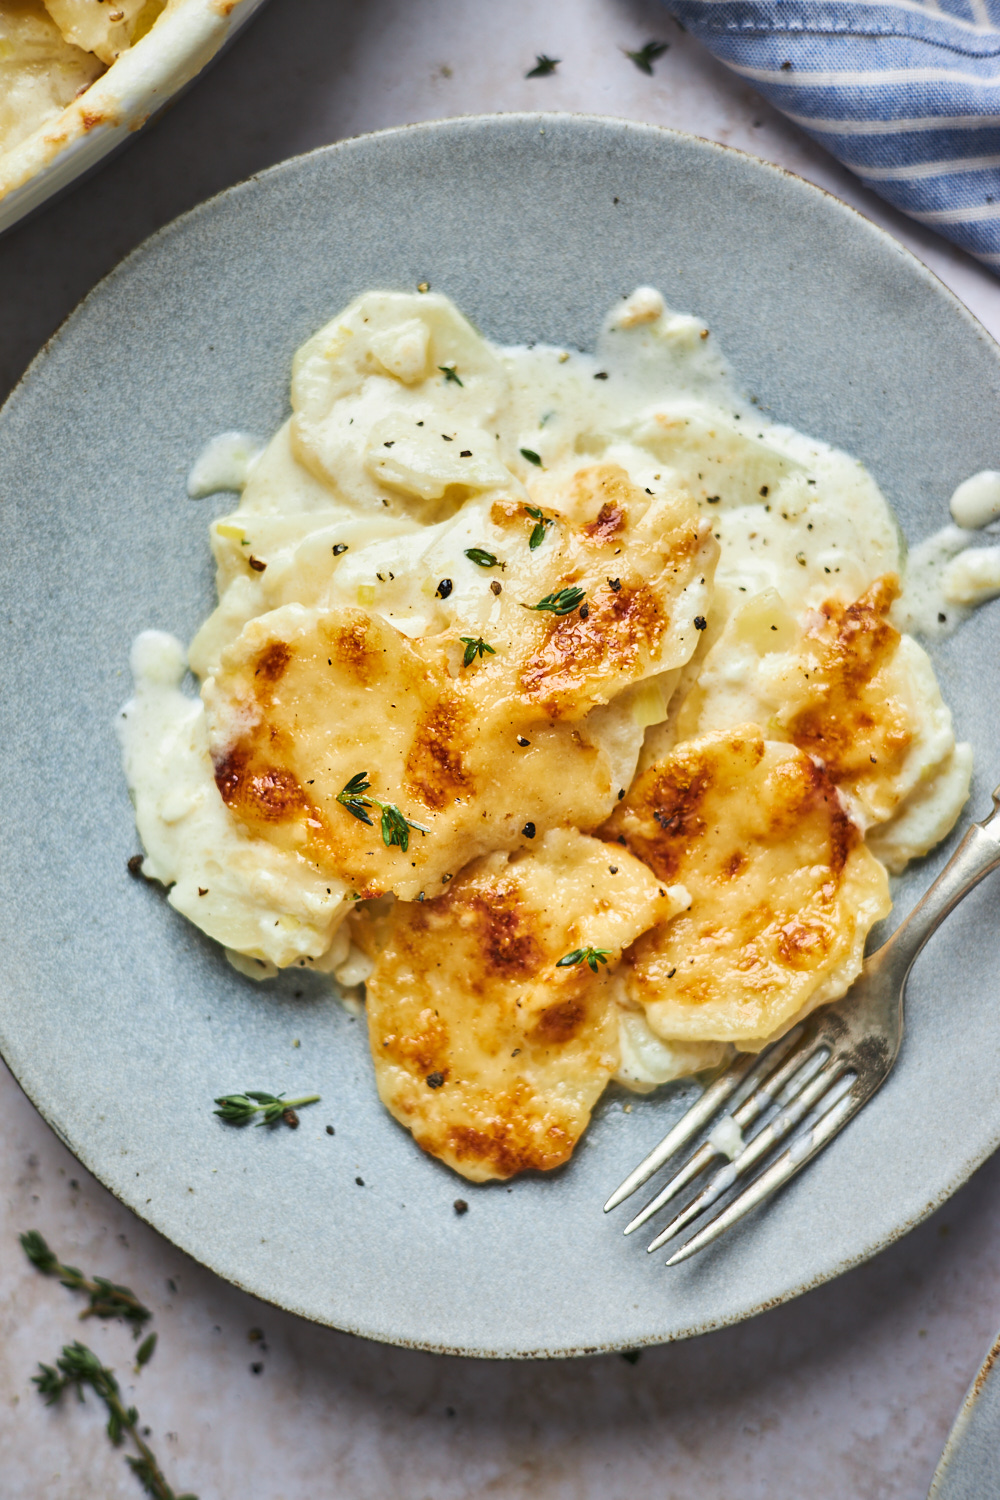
[2,2,1000,1495]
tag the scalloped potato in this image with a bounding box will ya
[602,726,891,1049]
[0,0,102,155]
[120,286,973,1178]
[358,829,687,1181]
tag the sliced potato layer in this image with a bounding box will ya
[42,0,161,64]
[675,576,967,852]
[358,829,686,1181]
[0,0,103,156]
[602,726,891,1048]
[202,467,716,899]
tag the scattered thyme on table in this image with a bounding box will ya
[557,947,612,973]
[526,54,559,77]
[336,771,430,852]
[626,39,669,74]
[22,1233,195,1498]
[213,1090,321,1128]
[19,1230,152,1335]
[34,1342,196,1500]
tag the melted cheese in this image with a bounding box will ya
[672,577,969,858]
[201,466,715,899]
[290,291,509,522]
[0,0,102,155]
[602,726,891,1048]
[118,631,350,969]
[358,829,687,1181]
[42,0,164,64]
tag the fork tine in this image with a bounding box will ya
[624,1141,716,1234]
[646,1065,853,1252]
[603,1053,757,1213]
[664,1085,863,1265]
[622,1036,831,1235]
[603,1026,804,1214]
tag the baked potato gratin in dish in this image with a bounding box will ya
[2,0,175,146]
[120,286,973,1183]
[0,0,258,223]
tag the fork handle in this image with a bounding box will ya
[874,788,1000,983]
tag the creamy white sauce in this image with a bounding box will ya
[950,470,1000,530]
[186,431,265,498]
[897,470,1000,637]
[707,1114,745,1161]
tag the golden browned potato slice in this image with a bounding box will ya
[202,467,717,900]
[489,464,715,720]
[673,576,967,850]
[602,725,891,1049]
[358,829,687,1181]
[203,603,616,899]
[0,0,103,156]
[41,0,163,65]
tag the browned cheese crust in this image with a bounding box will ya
[202,465,716,899]
[601,725,891,1048]
[675,575,921,826]
[780,576,912,818]
[356,829,685,1181]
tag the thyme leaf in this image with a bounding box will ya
[33,1340,198,1500]
[524,504,554,549]
[460,636,497,667]
[336,773,429,852]
[213,1091,321,1127]
[520,447,543,467]
[439,364,464,386]
[20,1231,152,1335]
[626,39,669,74]
[336,770,375,826]
[526,54,559,76]
[464,547,499,568]
[523,585,586,615]
[136,1333,157,1369]
[557,946,612,973]
[383,803,430,851]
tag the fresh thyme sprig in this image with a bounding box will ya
[519,447,543,467]
[213,1091,321,1127]
[439,364,464,386]
[626,39,669,74]
[465,547,500,568]
[459,636,496,667]
[557,946,612,973]
[336,772,430,852]
[34,1341,197,1500]
[20,1231,152,1336]
[523,585,586,615]
[526,54,560,76]
[524,504,554,549]
[337,770,376,827]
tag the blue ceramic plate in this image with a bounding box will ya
[2,116,1000,1357]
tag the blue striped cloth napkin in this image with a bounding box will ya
[664,0,1000,271]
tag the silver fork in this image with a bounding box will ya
[604,781,1000,1264]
